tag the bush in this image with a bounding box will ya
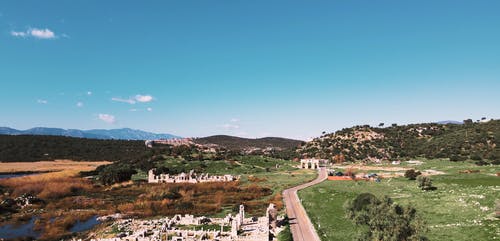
[404,169,422,180]
[471,154,483,161]
[163,190,182,200]
[98,165,137,185]
[344,193,428,241]
[475,160,489,166]
[449,155,465,162]
[417,176,436,191]
[277,222,293,241]
[175,201,194,210]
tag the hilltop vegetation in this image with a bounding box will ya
[0,135,148,162]
[194,135,303,151]
[299,119,500,164]
[0,134,302,163]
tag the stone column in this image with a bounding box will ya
[231,218,238,238]
[239,205,245,226]
[148,169,156,183]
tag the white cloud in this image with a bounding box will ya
[76,102,83,107]
[129,108,138,112]
[135,94,153,103]
[87,91,92,95]
[220,123,240,130]
[219,118,242,131]
[37,99,48,104]
[11,28,59,39]
[30,28,55,39]
[111,94,154,104]
[98,114,116,124]
[146,107,153,112]
[111,97,136,104]
[11,31,27,37]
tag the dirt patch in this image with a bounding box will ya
[331,165,445,178]
[421,169,445,176]
[328,176,364,181]
[333,164,411,172]
[0,160,111,173]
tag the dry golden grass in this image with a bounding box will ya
[0,159,111,173]
[0,170,93,199]
[0,160,109,199]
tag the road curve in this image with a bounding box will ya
[283,167,327,241]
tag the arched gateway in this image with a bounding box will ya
[300,158,321,169]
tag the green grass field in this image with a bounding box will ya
[299,159,499,241]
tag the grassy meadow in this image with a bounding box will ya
[299,159,499,241]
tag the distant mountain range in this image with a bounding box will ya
[435,120,463,125]
[0,127,181,140]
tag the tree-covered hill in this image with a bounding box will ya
[299,119,499,164]
[0,135,149,162]
[193,135,304,151]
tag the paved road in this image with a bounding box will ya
[283,167,327,241]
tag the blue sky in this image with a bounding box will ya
[1,1,499,140]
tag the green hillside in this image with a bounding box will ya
[0,135,148,162]
[299,119,499,164]
[194,135,303,151]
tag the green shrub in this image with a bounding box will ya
[417,176,436,191]
[344,193,428,241]
[404,169,422,180]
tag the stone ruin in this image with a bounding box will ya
[89,203,280,241]
[300,158,322,169]
[148,169,239,184]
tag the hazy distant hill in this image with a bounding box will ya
[299,119,499,164]
[0,127,180,140]
[435,120,463,125]
[194,135,304,151]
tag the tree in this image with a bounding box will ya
[98,165,137,185]
[378,123,384,127]
[416,176,436,191]
[334,154,345,164]
[344,193,428,241]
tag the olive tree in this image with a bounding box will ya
[344,193,428,241]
